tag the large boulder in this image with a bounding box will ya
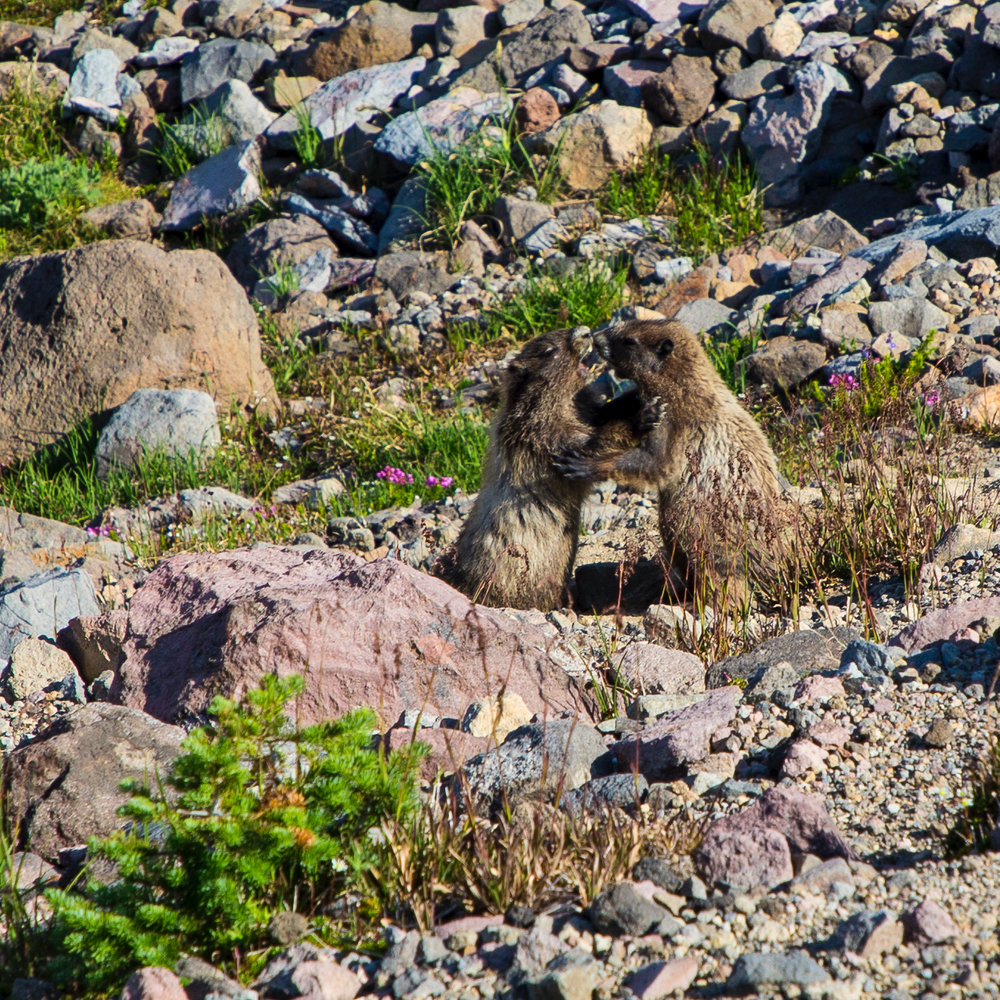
[3,703,186,861]
[113,546,583,728]
[0,240,275,463]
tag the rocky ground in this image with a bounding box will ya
[5,0,1000,997]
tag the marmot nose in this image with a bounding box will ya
[591,330,610,359]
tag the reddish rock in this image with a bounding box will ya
[792,675,846,704]
[780,739,827,778]
[515,87,559,134]
[121,968,188,1000]
[611,686,738,778]
[114,546,582,728]
[613,642,705,696]
[808,718,850,748]
[890,595,1000,653]
[694,824,794,891]
[627,956,698,999]
[902,899,960,945]
[710,786,857,861]
[384,726,490,780]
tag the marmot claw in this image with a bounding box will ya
[553,449,594,479]
[638,398,665,434]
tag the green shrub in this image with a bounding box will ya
[40,674,427,994]
[0,156,102,231]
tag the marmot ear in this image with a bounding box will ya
[656,338,675,359]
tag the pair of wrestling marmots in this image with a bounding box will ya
[436,319,787,611]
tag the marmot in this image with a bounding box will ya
[437,327,657,610]
[556,319,789,604]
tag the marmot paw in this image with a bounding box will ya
[637,398,665,434]
[553,449,595,479]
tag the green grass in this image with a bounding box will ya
[416,115,563,248]
[452,256,629,350]
[0,0,109,23]
[151,103,231,179]
[703,325,762,395]
[0,78,140,260]
[599,145,763,263]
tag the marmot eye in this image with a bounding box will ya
[656,338,674,358]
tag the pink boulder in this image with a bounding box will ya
[114,546,582,728]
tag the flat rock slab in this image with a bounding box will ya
[114,546,583,728]
[161,139,262,230]
[853,206,1000,265]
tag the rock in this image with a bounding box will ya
[121,968,189,1000]
[0,60,68,97]
[589,882,670,936]
[780,739,828,778]
[603,59,665,109]
[719,59,785,101]
[265,58,427,150]
[268,959,361,1000]
[743,61,852,206]
[202,79,275,141]
[626,957,698,1000]
[179,37,272,104]
[174,957,254,1000]
[1,638,79,701]
[641,54,716,126]
[134,35,199,68]
[743,337,827,390]
[435,5,490,59]
[493,194,554,243]
[57,612,127,683]
[114,546,582,727]
[80,198,160,239]
[161,139,262,230]
[0,569,100,666]
[462,718,610,801]
[498,6,592,87]
[96,388,220,475]
[514,87,559,134]
[283,193,378,256]
[693,824,793,891]
[765,210,868,258]
[727,951,831,991]
[791,857,854,894]
[561,773,649,816]
[699,0,774,54]
[461,691,533,740]
[706,785,856,862]
[0,240,273,462]
[528,949,600,1000]
[378,177,429,254]
[902,899,959,945]
[836,910,904,958]
[760,11,803,59]
[784,256,872,316]
[854,206,1000,266]
[510,927,567,982]
[612,643,705,696]
[890,595,1000,653]
[226,215,336,291]
[375,251,453,298]
[3,703,185,861]
[707,629,846,688]
[3,852,58,891]
[296,1,435,81]
[67,47,123,110]
[672,297,735,334]
[868,298,949,343]
[0,505,127,590]
[373,88,511,169]
[611,686,739,779]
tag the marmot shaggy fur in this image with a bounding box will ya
[556,319,790,604]
[437,327,657,610]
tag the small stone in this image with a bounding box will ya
[902,899,959,945]
[589,882,669,936]
[923,718,955,748]
[627,956,698,999]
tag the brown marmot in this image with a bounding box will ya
[437,327,657,610]
[555,319,789,604]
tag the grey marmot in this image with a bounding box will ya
[436,326,657,610]
[555,319,789,604]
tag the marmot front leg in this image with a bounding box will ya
[553,442,664,486]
